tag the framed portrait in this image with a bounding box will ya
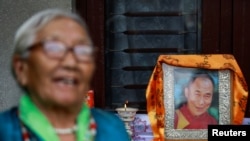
[162,63,232,140]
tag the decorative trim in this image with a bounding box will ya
[163,63,231,139]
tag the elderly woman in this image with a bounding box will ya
[0,9,129,141]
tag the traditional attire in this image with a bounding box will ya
[0,95,130,141]
[174,104,217,129]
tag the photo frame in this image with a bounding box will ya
[162,63,232,140]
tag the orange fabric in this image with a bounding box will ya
[146,54,249,141]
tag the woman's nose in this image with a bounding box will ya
[60,50,78,68]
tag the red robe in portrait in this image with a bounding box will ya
[174,104,218,129]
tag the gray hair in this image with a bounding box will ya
[13,8,91,55]
[12,9,91,90]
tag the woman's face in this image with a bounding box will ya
[14,17,95,108]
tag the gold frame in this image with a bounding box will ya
[162,63,232,140]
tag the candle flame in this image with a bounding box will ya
[124,103,127,111]
[124,100,128,111]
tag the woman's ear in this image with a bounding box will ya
[12,55,28,86]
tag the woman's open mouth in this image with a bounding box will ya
[52,76,80,87]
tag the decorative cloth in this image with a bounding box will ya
[19,94,96,141]
[146,54,249,140]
